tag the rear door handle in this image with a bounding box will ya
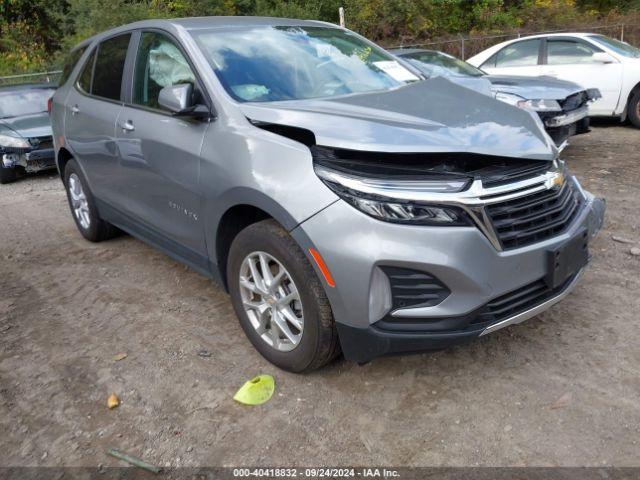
[119,120,135,132]
[71,105,80,115]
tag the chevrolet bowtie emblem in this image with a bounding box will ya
[553,172,565,188]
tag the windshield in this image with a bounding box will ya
[0,87,55,118]
[192,26,419,102]
[588,35,640,58]
[400,51,484,78]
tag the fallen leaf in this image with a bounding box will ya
[107,393,120,409]
[112,353,127,361]
[550,392,572,409]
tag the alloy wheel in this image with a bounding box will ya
[239,251,304,352]
[68,173,91,230]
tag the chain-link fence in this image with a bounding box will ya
[387,23,640,60]
[2,21,640,84]
[0,70,62,87]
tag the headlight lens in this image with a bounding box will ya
[0,133,30,149]
[494,92,561,112]
[315,165,471,226]
[520,98,562,112]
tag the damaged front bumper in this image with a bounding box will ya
[2,147,55,173]
[544,105,589,128]
[297,173,605,363]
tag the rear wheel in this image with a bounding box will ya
[0,164,17,184]
[63,159,118,242]
[228,220,340,372]
[628,91,640,128]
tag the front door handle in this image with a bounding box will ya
[71,105,80,115]
[119,120,135,132]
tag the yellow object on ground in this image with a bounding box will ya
[233,375,275,405]
[107,393,120,409]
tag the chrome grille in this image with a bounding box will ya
[485,179,582,250]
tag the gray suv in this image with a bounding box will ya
[51,17,605,372]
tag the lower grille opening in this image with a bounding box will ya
[472,273,577,326]
[374,271,579,333]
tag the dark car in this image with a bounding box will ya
[392,48,601,146]
[0,84,56,184]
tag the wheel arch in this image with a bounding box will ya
[56,147,74,182]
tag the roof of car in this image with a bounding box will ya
[466,32,603,65]
[74,16,338,49]
[170,16,336,29]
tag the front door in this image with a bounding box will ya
[538,38,623,115]
[116,30,209,265]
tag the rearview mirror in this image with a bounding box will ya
[591,52,615,64]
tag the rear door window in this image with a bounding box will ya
[494,39,541,67]
[91,33,131,101]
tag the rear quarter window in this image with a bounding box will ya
[59,46,87,86]
[77,49,96,93]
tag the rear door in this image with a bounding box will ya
[538,37,623,115]
[64,33,132,205]
[478,38,543,77]
[115,30,209,264]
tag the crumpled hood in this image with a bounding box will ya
[487,74,585,101]
[0,112,52,139]
[240,77,556,160]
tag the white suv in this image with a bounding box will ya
[468,33,640,127]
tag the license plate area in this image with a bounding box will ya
[546,229,589,289]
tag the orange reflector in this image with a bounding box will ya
[309,248,335,288]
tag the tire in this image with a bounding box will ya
[63,159,118,242]
[0,165,17,184]
[227,219,340,372]
[628,91,640,129]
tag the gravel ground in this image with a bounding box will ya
[1,123,639,468]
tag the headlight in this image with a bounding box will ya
[521,98,562,112]
[314,164,471,226]
[0,133,30,149]
[494,92,561,112]
[494,91,525,107]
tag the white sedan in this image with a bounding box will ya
[467,33,640,127]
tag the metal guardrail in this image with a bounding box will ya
[0,70,62,86]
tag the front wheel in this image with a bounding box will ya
[63,159,118,242]
[628,91,640,129]
[227,220,340,372]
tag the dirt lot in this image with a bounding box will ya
[1,123,639,468]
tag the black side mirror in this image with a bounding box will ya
[158,84,212,119]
